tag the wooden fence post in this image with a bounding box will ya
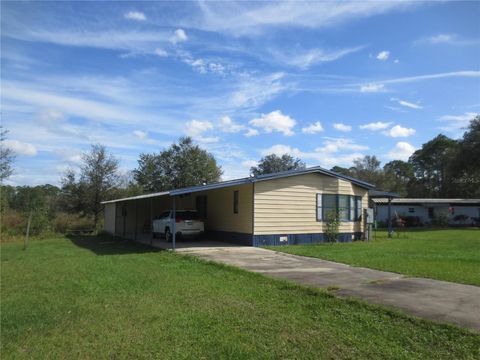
[24,210,33,251]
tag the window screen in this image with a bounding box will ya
[317,194,363,222]
[349,196,355,221]
[316,194,323,221]
[338,195,349,221]
[355,196,362,221]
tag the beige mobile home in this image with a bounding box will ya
[102,166,374,246]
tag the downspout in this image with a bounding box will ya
[252,181,255,246]
[172,195,176,251]
[387,197,393,238]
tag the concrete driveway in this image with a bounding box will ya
[178,246,480,331]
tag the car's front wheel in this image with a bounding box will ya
[165,228,172,242]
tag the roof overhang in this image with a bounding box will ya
[371,198,480,206]
[102,166,375,204]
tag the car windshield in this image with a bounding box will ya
[176,211,199,220]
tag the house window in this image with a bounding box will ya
[316,194,362,222]
[316,194,323,221]
[322,194,337,221]
[408,208,415,213]
[355,196,362,221]
[338,195,349,221]
[233,190,239,214]
[349,196,355,221]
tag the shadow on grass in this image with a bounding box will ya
[67,234,163,256]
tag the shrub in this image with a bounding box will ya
[432,214,449,227]
[401,216,423,227]
[325,210,340,243]
[453,214,469,223]
[54,213,95,233]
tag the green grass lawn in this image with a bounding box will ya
[268,229,480,286]
[2,236,479,359]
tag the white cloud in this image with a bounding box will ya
[185,120,218,143]
[376,50,390,61]
[2,81,171,129]
[383,125,416,138]
[387,142,416,161]
[270,46,364,69]
[318,138,368,153]
[360,83,385,93]
[394,59,400,64]
[154,48,168,57]
[417,33,479,46]
[261,144,301,157]
[333,123,352,132]
[302,121,324,134]
[379,71,480,85]
[438,112,478,134]
[244,128,259,137]
[133,130,147,139]
[260,138,368,168]
[428,34,455,44]
[181,55,226,74]
[359,121,392,130]
[219,116,244,133]
[241,160,258,169]
[230,72,286,109]
[439,112,478,122]
[196,1,417,36]
[170,29,188,44]
[249,110,296,136]
[124,11,146,21]
[391,97,423,110]
[4,139,37,156]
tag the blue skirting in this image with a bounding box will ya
[252,232,363,247]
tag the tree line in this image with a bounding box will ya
[1,116,478,237]
[331,117,479,198]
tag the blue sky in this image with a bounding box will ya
[1,1,479,186]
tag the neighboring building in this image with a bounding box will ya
[102,166,374,246]
[372,198,480,226]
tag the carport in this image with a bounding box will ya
[102,178,254,250]
[103,166,375,248]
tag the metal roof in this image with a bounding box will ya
[372,198,480,205]
[102,166,375,204]
[101,191,170,204]
[369,190,400,198]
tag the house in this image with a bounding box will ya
[372,198,480,226]
[102,166,374,247]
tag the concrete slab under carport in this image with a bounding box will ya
[180,246,480,331]
[134,233,245,251]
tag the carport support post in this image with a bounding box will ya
[172,196,176,251]
[134,199,138,241]
[387,197,393,238]
[150,198,153,245]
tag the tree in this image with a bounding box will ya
[61,144,119,227]
[251,154,305,176]
[383,160,414,197]
[330,166,353,177]
[409,134,458,197]
[133,137,222,192]
[0,127,15,181]
[450,116,480,197]
[80,144,120,227]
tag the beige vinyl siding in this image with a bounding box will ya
[193,184,253,234]
[104,203,116,234]
[254,173,368,235]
